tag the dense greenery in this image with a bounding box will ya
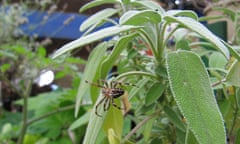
[1,0,240,144]
[53,0,240,144]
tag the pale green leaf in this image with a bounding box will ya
[69,112,90,131]
[128,78,149,100]
[164,10,198,20]
[75,43,108,117]
[221,40,240,61]
[80,8,118,32]
[166,50,226,144]
[164,16,230,59]
[52,25,140,59]
[120,10,161,25]
[83,93,108,144]
[103,99,123,138]
[131,0,165,14]
[101,32,139,77]
[80,0,120,13]
[209,52,227,69]
[226,60,240,87]
[108,129,121,144]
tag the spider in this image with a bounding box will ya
[85,79,138,117]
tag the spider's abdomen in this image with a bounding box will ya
[103,88,125,98]
[111,88,125,98]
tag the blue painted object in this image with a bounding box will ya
[20,10,114,40]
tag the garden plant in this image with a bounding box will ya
[52,0,240,144]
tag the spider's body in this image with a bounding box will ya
[85,79,137,117]
[102,87,124,98]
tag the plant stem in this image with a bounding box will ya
[122,111,159,143]
[211,78,226,88]
[27,104,75,125]
[17,80,32,144]
[116,71,158,81]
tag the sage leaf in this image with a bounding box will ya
[166,50,226,144]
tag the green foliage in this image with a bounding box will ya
[51,0,240,144]
[167,51,225,144]
[2,0,240,144]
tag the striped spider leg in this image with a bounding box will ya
[85,79,138,117]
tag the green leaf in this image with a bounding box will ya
[69,112,90,131]
[143,117,155,142]
[83,93,108,144]
[80,0,120,13]
[120,10,162,25]
[213,7,236,21]
[226,60,240,87]
[145,82,165,106]
[101,32,139,77]
[209,52,227,69]
[166,50,226,144]
[80,8,119,32]
[164,106,185,132]
[176,39,191,50]
[108,129,121,144]
[75,43,108,117]
[36,47,46,57]
[164,10,198,20]
[221,40,240,61]
[128,78,149,100]
[131,0,165,14]
[52,25,140,59]
[185,128,199,144]
[103,99,123,139]
[164,16,230,59]
[0,64,11,73]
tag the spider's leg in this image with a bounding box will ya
[98,79,109,88]
[95,96,106,117]
[116,81,139,88]
[104,97,111,111]
[111,98,124,110]
[85,80,104,88]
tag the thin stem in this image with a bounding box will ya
[17,79,33,144]
[211,78,226,88]
[27,104,75,125]
[122,111,159,143]
[158,22,168,60]
[116,71,158,81]
[139,29,159,60]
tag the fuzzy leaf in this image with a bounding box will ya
[52,25,140,59]
[226,60,240,87]
[80,8,118,32]
[166,50,226,144]
[80,0,120,13]
[164,10,198,20]
[74,43,108,117]
[131,0,165,14]
[164,16,230,59]
[209,52,227,69]
[120,10,162,25]
[83,93,108,144]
